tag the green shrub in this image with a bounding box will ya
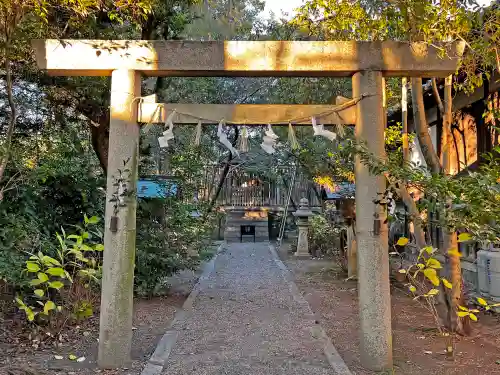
[309,214,341,255]
[135,198,216,297]
[0,128,105,292]
[15,215,103,328]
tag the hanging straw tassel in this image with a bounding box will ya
[238,126,249,153]
[288,123,300,150]
[333,123,345,138]
[193,120,202,146]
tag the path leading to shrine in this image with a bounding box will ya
[142,242,352,375]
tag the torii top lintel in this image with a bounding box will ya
[32,40,465,78]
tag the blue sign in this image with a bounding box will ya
[137,179,177,198]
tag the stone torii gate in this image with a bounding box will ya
[32,39,464,371]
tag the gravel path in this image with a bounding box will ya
[162,242,340,375]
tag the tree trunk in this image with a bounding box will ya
[89,112,110,174]
[446,232,471,334]
[398,185,427,250]
[209,161,232,211]
[411,78,441,174]
[0,55,17,200]
[442,75,470,335]
[386,175,427,250]
[206,126,239,213]
[399,78,427,253]
[431,78,445,117]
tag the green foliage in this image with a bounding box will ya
[184,0,264,40]
[0,127,104,289]
[16,215,103,326]
[135,143,218,296]
[292,0,499,92]
[397,239,500,330]
[356,138,500,245]
[135,198,216,296]
[308,213,340,255]
[308,206,348,270]
[385,123,415,152]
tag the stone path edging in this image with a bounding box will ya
[140,243,225,375]
[268,244,354,375]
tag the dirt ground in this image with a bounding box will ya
[0,296,185,375]
[3,241,500,375]
[279,244,500,375]
[0,249,217,375]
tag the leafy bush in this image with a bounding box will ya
[135,143,219,296]
[16,215,103,328]
[396,236,500,356]
[0,128,104,295]
[308,214,341,256]
[135,198,216,297]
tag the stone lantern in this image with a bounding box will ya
[292,198,314,257]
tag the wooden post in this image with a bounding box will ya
[98,69,141,368]
[352,70,393,371]
[347,225,357,279]
[402,77,409,162]
[382,77,387,128]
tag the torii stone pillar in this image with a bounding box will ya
[352,71,392,371]
[98,69,141,368]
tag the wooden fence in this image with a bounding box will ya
[198,165,321,209]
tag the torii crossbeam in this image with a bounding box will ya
[32,39,464,372]
[138,102,357,125]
